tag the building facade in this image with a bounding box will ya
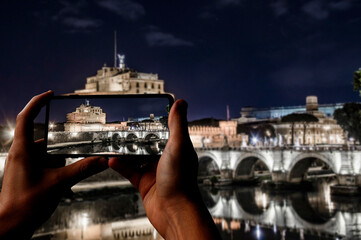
[189,120,247,148]
[189,96,347,148]
[238,96,346,146]
[239,97,344,121]
[73,64,165,95]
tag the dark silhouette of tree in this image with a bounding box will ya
[353,68,361,96]
[334,103,361,144]
[282,113,318,145]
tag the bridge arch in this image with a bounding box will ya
[112,133,122,141]
[126,133,138,141]
[287,153,335,183]
[233,153,271,180]
[144,133,160,141]
[197,152,221,178]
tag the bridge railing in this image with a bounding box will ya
[194,144,361,152]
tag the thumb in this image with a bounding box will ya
[168,99,190,145]
[57,156,109,188]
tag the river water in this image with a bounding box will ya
[28,178,361,240]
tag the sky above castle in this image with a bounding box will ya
[1,0,361,122]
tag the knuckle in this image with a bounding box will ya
[16,112,26,122]
[6,150,22,162]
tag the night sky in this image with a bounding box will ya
[1,0,361,123]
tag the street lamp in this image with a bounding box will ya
[252,137,258,146]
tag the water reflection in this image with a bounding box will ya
[31,181,361,240]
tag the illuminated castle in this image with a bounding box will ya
[66,100,106,124]
[64,101,107,132]
[73,55,165,95]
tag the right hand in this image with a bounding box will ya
[109,100,221,240]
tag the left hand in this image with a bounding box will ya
[0,91,109,239]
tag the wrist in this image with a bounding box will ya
[161,192,220,240]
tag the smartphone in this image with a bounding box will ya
[45,94,174,158]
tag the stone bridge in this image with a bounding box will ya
[48,130,169,145]
[196,146,361,185]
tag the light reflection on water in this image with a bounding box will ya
[28,180,361,240]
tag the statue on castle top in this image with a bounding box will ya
[117,54,125,69]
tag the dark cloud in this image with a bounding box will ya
[62,17,101,29]
[145,31,194,47]
[270,0,288,17]
[329,0,352,10]
[302,0,354,20]
[96,0,145,20]
[302,0,329,20]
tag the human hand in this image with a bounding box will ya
[0,91,109,239]
[109,100,221,240]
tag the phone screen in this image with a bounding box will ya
[45,94,174,157]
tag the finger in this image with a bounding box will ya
[57,156,108,188]
[109,157,157,197]
[167,99,192,148]
[14,90,54,144]
[34,140,66,168]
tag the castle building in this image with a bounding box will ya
[64,101,106,132]
[63,101,165,133]
[72,55,165,95]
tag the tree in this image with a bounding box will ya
[353,68,361,96]
[334,103,361,144]
[281,113,318,145]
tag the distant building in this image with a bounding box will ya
[237,96,346,146]
[189,96,348,148]
[72,55,165,95]
[188,118,247,148]
[238,96,343,123]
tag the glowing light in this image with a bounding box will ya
[48,132,53,139]
[72,132,78,137]
[262,193,268,209]
[252,137,258,145]
[49,122,54,129]
[273,224,277,233]
[255,224,261,239]
[7,128,15,139]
